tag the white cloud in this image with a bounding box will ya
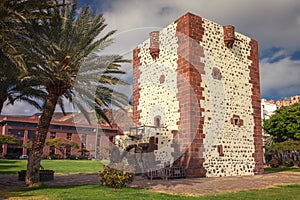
[3,0,300,115]
[269,50,287,61]
[97,0,300,100]
[260,57,300,99]
[1,98,76,116]
[1,101,39,116]
[100,0,300,53]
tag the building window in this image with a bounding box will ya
[231,115,244,127]
[154,115,161,127]
[7,129,24,146]
[66,146,71,156]
[211,67,222,80]
[8,129,24,138]
[67,133,72,140]
[81,134,87,148]
[50,132,56,139]
[234,118,239,126]
[28,130,35,140]
[50,146,55,155]
[217,145,224,156]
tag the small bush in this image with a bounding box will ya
[78,155,88,160]
[269,158,280,168]
[285,161,294,167]
[50,154,61,160]
[98,163,135,188]
[66,155,77,160]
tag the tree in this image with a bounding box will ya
[269,139,300,166]
[45,138,79,158]
[0,0,60,69]
[24,2,129,186]
[0,134,17,155]
[263,103,300,142]
[0,0,59,113]
[22,140,32,149]
[0,54,47,113]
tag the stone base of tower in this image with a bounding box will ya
[173,152,206,178]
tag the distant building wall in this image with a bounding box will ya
[0,116,121,159]
[276,95,300,108]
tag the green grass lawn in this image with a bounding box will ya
[2,159,299,174]
[0,160,105,174]
[2,184,300,200]
[264,167,300,173]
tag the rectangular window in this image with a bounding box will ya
[66,147,71,156]
[50,132,56,139]
[28,130,35,140]
[67,133,72,140]
[50,146,55,155]
[82,134,87,148]
[8,129,24,138]
[217,145,224,156]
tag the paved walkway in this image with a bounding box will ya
[131,172,300,195]
[0,172,300,196]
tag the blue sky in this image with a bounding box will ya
[2,0,300,115]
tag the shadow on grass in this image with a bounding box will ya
[1,184,102,199]
[0,160,18,164]
[3,184,175,199]
[0,160,22,174]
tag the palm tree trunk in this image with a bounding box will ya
[26,92,59,186]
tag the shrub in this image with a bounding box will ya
[269,158,280,168]
[50,154,61,160]
[78,155,88,160]
[285,161,294,167]
[98,163,135,188]
[66,155,77,160]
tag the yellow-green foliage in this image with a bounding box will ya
[98,164,135,188]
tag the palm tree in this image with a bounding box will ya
[0,0,62,69]
[0,0,60,113]
[0,53,47,113]
[23,2,129,186]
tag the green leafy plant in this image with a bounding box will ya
[98,164,135,188]
[49,154,61,160]
[263,103,300,142]
[285,161,294,167]
[0,135,17,155]
[45,138,79,159]
[66,155,77,160]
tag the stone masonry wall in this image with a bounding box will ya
[132,12,263,177]
[199,18,259,177]
[134,22,180,131]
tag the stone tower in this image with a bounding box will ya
[132,13,263,177]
